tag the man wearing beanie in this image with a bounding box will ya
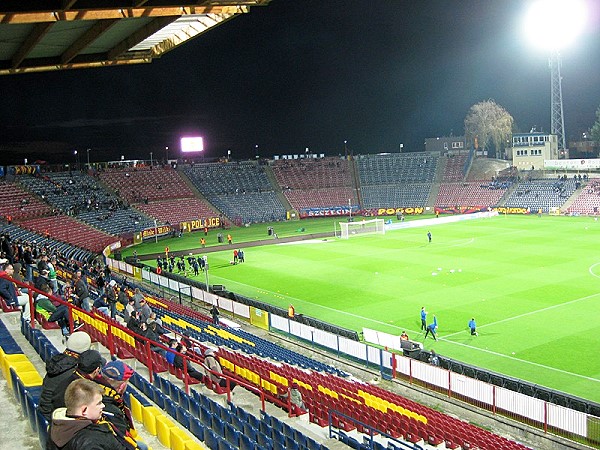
[39,331,92,420]
[97,360,147,450]
[49,350,106,415]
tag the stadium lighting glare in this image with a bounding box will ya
[523,0,587,51]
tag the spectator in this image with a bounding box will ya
[138,298,152,323]
[35,283,57,319]
[98,360,147,450]
[165,339,178,366]
[105,280,118,318]
[47,350,106,419]
[289,382,306,412]
[174,343,205,382]
[0,263,31,319]
[429,350,440,366]
[400,331,409,341]
[74,269,91,312]
[93,294,110,316]
[210,304,220,325]
[48,379,124,450]
[123,297,135,322]
[39,331,92,420]
[204,348,236,391]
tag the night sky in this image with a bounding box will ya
[1,0,600,165]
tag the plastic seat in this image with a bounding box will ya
[189,417,205,441]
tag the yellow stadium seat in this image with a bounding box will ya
[130,395,143,423]
[1,353,29,381]
[141,407,161,436]
[155,414,175,447]
[170,428,192,450]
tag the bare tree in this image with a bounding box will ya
[464,100,514,157]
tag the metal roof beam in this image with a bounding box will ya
[60,19,119,64]
[0,6,246,24]
[107,16,179,60]
[11,22,54,69]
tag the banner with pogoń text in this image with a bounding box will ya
[367,207,425,216]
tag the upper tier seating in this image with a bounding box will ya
[504,178,577,213]
[435,181,509,208]
[272,157,352,189]
[99,167,195,203]
[0,222,94,261]
[284,187,357,210]
[20,215,115,253]
[134,198,218,225]
[183,163,286,224]
[360,184,431,208]
[0,180,52,220]
[567,179,600,215]
[441,154,468,182]
[356,153,439,185]
[18,172,154,235]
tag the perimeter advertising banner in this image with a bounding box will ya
[140,225,173,241]
[181,217,221,232]
[367,207,425,216]
[299,206,355,218]
[544,159,600,170]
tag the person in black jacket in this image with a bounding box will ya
[173,344,205,382]
[48,379,125,450]
[39,331,92,420]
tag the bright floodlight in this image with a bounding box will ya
[180,136,204,153]
[523,0,587,50]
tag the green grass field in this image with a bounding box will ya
[127,215,600,403]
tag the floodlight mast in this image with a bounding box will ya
[549,50,566,155]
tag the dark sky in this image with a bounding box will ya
[1,0,600,165]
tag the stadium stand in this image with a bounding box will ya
[504,178,577,213]
[17,172,155,235]
[272,158,358,211]
[182,162,287,224]
[20,215,115,254]
[98,166,195,204]
[435,181,509,208]
[440,154,468,182]
[0,180,52,220]
[360,184,431,209]
[134,198,218,225]
[356,153,439,185]
[566,178,600,215]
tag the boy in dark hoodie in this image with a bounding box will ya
[48,378,124,450]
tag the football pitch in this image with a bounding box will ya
[132,215,600,403]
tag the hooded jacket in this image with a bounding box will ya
[39,352,79,420]
[48,408,124,450]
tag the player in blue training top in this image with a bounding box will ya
[424,315,438,340]
[420,306,427,331]
[468,318,478,336]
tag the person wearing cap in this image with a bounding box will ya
[290,382,306,412]
[39,331,92,420]
[97,360,147,450]
[47,349,107,421]
[203,347,236,392]
[48,378,125,450]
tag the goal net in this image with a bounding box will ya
[339,218,385,239]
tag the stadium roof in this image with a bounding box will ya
[0,1,271,75]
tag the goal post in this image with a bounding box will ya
[339,218,385,239]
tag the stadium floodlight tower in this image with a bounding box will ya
[523,0,587,157]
